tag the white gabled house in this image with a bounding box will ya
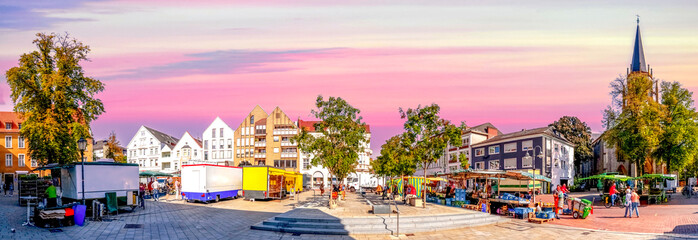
[126,126,179,171]
[161,131,203,173]
[202,117,235,165]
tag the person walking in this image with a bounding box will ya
[623,188,632,217]
[45,181,57,208]
[631,188,640,217]
[174,179,180,200]
[1,181,5,197]
[139,183,146,209]
[151,180,159,202]
[554,185,563,219]
[609,183,617,206]
[8,182,13,197]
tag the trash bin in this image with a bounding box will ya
[74,205,87,226]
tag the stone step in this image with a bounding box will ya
[274,212,491,225]
[262,220,346,229]
[250,224,351,235]
[274,216,341,223]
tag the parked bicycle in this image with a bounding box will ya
[604,193,626,208]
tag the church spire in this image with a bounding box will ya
[630,15,647,73]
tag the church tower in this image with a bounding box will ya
[627,16,659,103]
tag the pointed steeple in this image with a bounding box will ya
[630,16,647,72]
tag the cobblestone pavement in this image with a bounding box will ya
[3,191,697,240]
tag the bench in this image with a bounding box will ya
[366,199,391,214]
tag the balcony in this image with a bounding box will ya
[255,130,266,136]
[254,153,266,159]
[280,152,298,158]
[280,141,296,147]
[254,141,266,147]
[273,129,297,135]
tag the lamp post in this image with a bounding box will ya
[78,138,87,205]
[523,145,544,205]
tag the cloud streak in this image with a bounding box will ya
[0,0,102,30]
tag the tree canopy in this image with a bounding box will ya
[293,96,367,184]
[372,135,415,179]
[549,116,593,174]
[5,33,104,166]
[655,81,698,172]
[105,131,127,163]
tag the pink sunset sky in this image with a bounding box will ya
[1,0,698,156]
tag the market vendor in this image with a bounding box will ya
[45,181,57,208]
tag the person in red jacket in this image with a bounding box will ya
[609,183,617,206]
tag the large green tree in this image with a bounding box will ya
[399,104,463,207]
[372,135,415,199]
[293,96,367,203]
[603,75,664,175]
[654,81,698,173]
[549,116,593,176]
[5,33,104,166]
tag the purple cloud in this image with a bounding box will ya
[0,0,103,30]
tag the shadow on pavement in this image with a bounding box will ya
[665,224,698,235]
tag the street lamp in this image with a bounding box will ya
[78,137,87,205]
[523,145,544,205]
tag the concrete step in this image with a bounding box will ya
[274,216,341,223]
[251,224,351,235]
[262,220,346,229]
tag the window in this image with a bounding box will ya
[31,159,37,167]
[462,138,469,146]
[475,162,484,170]
[273,136,279,142]
[18,154,25,167]
[176,150,180,157]
[5,154,12,166]
[274,148,279,153]
[475,148,484,156]
[204,140,208,149]
[250,116,254,124]
[489,146,499,155]
[220,141,224,149]
[162,152,170,158]
[522,140,533,151]
[227,139,232,148]
[5,136,11,148]
[5,122,11,129]
[204,151,208,160]
[18,123,21,129]
[237,139,241,147]
[303,158,310,169]
[503,143,516,153]
[488,160,500,170]
[212,128,216,138]
[220,128,224,138]
[522,156,533,168]
[212,140,217,149]
[194,149,198,157]
[226,150,232,158]
[504,158,516,169]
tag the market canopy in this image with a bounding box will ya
[450,169,508,179]
[505,171,552,183]
[634,174,675,180]
[139,171,173,177]
[578,174,633,181]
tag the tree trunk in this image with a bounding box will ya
[423,163,427,208]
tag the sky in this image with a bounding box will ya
[1,0,698,157]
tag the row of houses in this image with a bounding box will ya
[414,123,576,189]
[126,105,375,189]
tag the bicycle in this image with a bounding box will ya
[604,193,626,208]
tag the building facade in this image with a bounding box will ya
[202,117,235,165]
[93,139,127,160]
[160,132,203,173]
[233,106,300,172]
[126,126,179,171]
[470,126,575,188]
[414,123,500,176]
[297,119,377,190]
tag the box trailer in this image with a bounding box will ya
[60,162,139,206]
[242,166,289,200]
[284,171,303,193]
[181,164,242,203]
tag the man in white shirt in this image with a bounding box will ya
[151,181,159,201]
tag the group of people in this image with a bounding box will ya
[552,184,570,219]
[1,181,14,197]
[138,178,180,206]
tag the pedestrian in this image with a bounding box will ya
[609,183,617,206]
[320,184,325,195]
[139,183,146,209]
[631,188,640,217]
[147,180,154,199]
[174,179,180,200]
[554,185,563,219]
[623,188,632,217]
[8,182,13,196]
[151,180,159,201]
[1,181,5,197]
[45,181,57,208]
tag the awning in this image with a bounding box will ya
[139,171,173,177]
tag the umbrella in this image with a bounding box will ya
[634,174,675,180]
[578,174,632,181]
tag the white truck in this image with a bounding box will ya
[181,164,242,203]
[60,161,139,206]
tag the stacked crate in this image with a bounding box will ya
[18,179,49,206]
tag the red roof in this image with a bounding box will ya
[0,111,23,133]
[298,119,370,133]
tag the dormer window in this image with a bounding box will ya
[5,122,11,130]
[250,116,254,124]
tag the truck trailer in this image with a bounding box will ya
[60,161,139,207]
[181,164,242,203]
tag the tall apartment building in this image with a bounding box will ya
[415,123,500,176]
[234,106,300,172]
[126,126,179,171]
[297,119,376,190]
[202,117,235,165]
